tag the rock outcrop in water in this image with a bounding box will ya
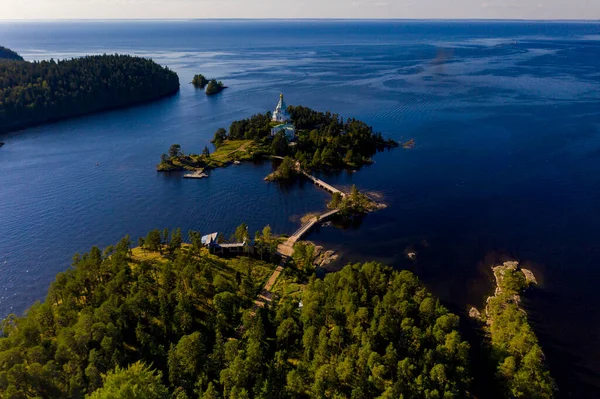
[313,245,339,267]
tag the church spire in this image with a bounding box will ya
[272,93,290,123]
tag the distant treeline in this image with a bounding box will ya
[0,46,24,61]
[0,52,180,134]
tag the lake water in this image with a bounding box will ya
[1,20,600,397]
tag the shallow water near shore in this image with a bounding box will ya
[1,20,600,396]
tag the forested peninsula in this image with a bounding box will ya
[0,231,472,399]
[0,51,180,134]
[480,262,555,398]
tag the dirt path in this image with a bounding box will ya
[254,263,285,308]
[226,141,251,157]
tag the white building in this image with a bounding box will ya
[271,93,296,140]
[272,93,291,123]
[271,123,296,140]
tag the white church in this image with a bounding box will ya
[271,93,296,140]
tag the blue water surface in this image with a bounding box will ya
[0,20,599,396]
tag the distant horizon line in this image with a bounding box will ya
[0,18,599,23]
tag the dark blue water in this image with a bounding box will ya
[1,20,600,396]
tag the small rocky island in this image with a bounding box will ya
[192,74,227,95]
[205,79,227,95]
[264,156,297,181]
[192,74,208,88]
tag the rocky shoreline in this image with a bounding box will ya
[469,261,536,322]
[313,245,339,267]
[487,261,536,318]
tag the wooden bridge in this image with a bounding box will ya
[246,156,382,312]
[277,209,340,258]
[252,207,334,308]
[300,171,345,197]
[269,155,346,198]
[250,159,347,311]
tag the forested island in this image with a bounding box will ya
[206,80,227,95]
[192,74,227,95]
[158,106,397,174]
[0,46,24,61]
[0,231,472,398]
[192,74,209,88]
[0,50,180,134]
[230,106,397,171]
[328,185,384,215]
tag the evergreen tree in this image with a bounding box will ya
[145,229,162,252]
[211,128,227,148]
[87,362,169,399]
[171,228,183,252]
[234,223,249,243]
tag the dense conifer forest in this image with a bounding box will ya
[0,233,472,398]
[0,52,180,134]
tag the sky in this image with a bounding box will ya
[0,0,599,20]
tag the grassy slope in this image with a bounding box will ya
[158,140,258,171]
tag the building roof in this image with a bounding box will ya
[219,243,246,249]
[201,233,219,245]
[272,123,295,130]
[276,93,287,111]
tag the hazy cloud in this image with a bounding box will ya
[0,0,598,20]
